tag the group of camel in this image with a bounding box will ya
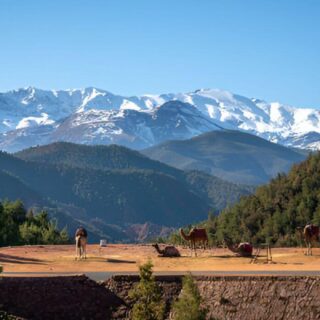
[153,227,253,257]
[74,226,251,259]
[74,223,319,260]
[153,223,319,258]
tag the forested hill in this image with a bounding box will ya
[15,142,180,177]
[207,152,320,246]
[0,144,253,241]
[13,142,253,212]
[0,151,207,226]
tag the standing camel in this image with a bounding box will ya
[75,226,88,260]
[152,243,181,257]
[224,237,253,257]
[297,224,320,256]
[179,227,208,255]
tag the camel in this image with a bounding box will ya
[297,224,320,256]
[224,237,253,257]
[152,243,181,257]
[75,235,87,259]
[179,227,208,255]
[75,227,88,260]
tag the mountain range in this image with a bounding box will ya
[0,142,253,241]
[1,87,320,152]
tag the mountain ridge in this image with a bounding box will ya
[1,87,320,152]
[142,130,306,185]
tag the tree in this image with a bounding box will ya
[171,274,207,320]
[19,213,69,245]
[19,223,42,245]
[0,199,69,246]
[59,227,70,244]
[0,200,27,246]
[129,260,165,320]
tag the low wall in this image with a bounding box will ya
[197,276,320,320]
[1,275,320,319]
[105,275,183,319]
[105,275,320,320]
[0,275,122,320]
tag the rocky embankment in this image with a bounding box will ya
[0,275,121,320]
[198,276,320,320]
[1,275,320,319]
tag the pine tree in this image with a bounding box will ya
[129,260,165,320]
[59,227,70,244]
[171,274,207,320]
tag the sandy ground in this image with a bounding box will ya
[1,244,320,275]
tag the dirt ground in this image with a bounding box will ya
[1,244,320,275]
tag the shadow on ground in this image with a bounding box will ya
[0,253,44,265]
[106,258,136,264]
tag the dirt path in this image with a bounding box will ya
[1,244,320,275]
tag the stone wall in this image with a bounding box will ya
[105,275,183,319]
[104,275,320,319]
[197,276,320,320]
[0,275,122,320]
[1,275,320,319]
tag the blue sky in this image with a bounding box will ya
[0,0,319,107]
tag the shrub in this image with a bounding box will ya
[171,274,207,320]
[129,260,165,320]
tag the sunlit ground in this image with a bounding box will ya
[1,244,320,274]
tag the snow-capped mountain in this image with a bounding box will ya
[0,86,319,152]
[48,101,221,149]
[0,87,158,133]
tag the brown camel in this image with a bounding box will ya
[152,243,181,257]
[75,226,88,260]
[297,224,320,256]
[179,227,209,255]
[75,235,87,259]
[224,237,253,257]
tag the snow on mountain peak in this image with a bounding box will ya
[0,86,320,152]
[16,113,55,129]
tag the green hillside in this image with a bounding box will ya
[205,152,320,246]
[143,130,306,185]
[16,142,179,176]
